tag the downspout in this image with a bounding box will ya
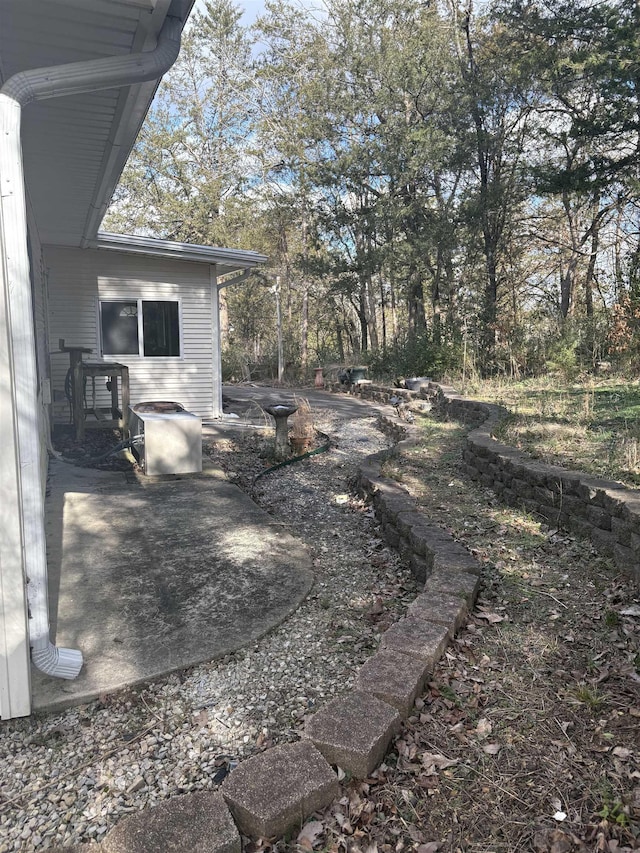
[0,16,181,680]
[213,269,253,418]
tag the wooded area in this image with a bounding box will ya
[104,0,640,381]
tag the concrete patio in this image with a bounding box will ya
[33,454,314,713]
[33,386,380,714]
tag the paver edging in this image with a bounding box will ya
[338,378,640,582]
[67,384,484,851]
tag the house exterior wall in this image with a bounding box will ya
[26,202,52,492]
[44,246,216,421]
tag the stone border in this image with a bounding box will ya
[53,386,485,852]
[338,378,640,582]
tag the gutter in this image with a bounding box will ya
[0,16,181,681]
[92,231,268,272]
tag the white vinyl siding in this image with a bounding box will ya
[26,202,51,494]
[45,246,215,420]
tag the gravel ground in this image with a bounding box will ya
[0,406,417,851]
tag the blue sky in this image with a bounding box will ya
[192,0,267,27]
[239,0,267,26]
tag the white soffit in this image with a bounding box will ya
[0,0,182,247]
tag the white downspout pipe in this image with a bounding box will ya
[212,269,253,418]
[0,17,181,680]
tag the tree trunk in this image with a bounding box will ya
[219,287,229,339]
[301,284,309,373]
[379,273,387,350]
[358,284,369,352]
[433,244,443,346]
[560,189,580,320]
[366,273,379,351]
[584,219,599,320]
[481,244,499,368]
[560,259,577,319]
[407,265,427,335]
[300,215,309,372]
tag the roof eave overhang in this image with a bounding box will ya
[88,231,268,276]
[82,0,195,243]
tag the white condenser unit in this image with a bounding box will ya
[129,401,202,476]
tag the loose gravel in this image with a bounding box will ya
[0,406,417,851]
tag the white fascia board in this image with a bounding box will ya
[91,231,268,275]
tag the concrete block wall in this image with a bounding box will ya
[336,379,640,582]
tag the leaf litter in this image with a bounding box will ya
[271,414,640,853]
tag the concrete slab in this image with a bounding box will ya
[33,459,314,712]
[219,386,383,423]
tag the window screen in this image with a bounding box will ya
[101,301,139,355]
[100,299,180,357]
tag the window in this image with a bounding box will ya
[100,299,181,358]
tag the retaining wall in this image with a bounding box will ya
[334,380,640,582]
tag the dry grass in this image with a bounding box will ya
[290,396,316,454]
[271,413,640,853]
[458,377,640,486]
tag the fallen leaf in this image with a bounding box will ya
[549,829,573,852]
[476,717,492,738]
[334,813,353,834]
[416,844,441,853]
[193,709,208,727]
[612,746,632,760]
[533,830,549,852]
[297,821,324,850]
[619,605,640,617]
[407,824,424,844]
[368,597,384,617]
[421,752,459,771]
[475,611,506,624]
[483,742,501,755]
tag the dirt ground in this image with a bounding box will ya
[51,406,640,852]
[222,412,640,853]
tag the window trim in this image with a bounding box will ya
[98,297,183,360]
